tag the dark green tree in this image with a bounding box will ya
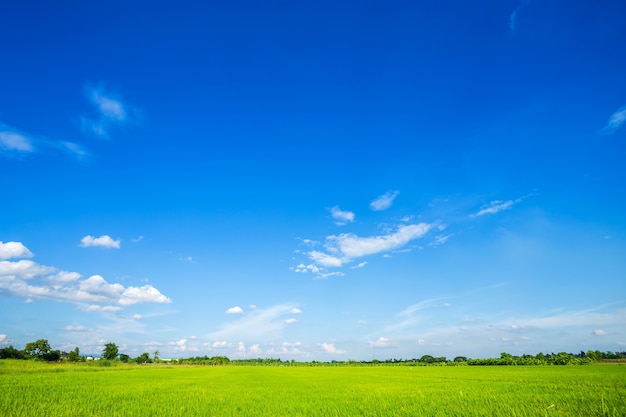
[136,352,151,364]
[102,342,119,360]
[68,347,80,362]
[24,339,52,359]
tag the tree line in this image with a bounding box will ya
[1,339,625,366]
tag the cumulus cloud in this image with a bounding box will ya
[290,308,303,314]
[370,190,399,211]
[0,242,170,309]
[330,206,355,225]
[80,235,121,249]
[368,337,395,347]
[319,342,346,355]
[226,306,244,315]
[82,85,137,139]
[593,329,607,336]
[285,318,297,324]
[169,338,188,351]
[0,241,34,260]
[600,106,626,135]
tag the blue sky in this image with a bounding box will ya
[1,0,625,360]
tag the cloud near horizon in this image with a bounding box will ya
[0,241,170,309]
[207,304,301,343]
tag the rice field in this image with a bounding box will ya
[1,360,624,416]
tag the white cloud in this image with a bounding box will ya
[351,262,368,269]
[0,334,6,343]
[290,308,303,314]
[82,85,136,139]
[226,306,244,315]
[0,127,35,152]
[327,223,432,261]
[168,338,188,351]
[80,235,121,249]
[593,329,607,336]
[0,242,170,309]
[600,105,626,135]
[330,206,355,225]
[370,190,400,211]
[80,304,122,312]
[119,285,171,305]
[368,337,395,347]
[509,0,530,32]
[207,304,299,343]
[299,223,432,277]
[285,318,297,324]
[319,342,346,355]
[0,123,88,160]
[64,325,90,332]
[0,241,34,260]
[472,198,522,217]
[307,251,344,267]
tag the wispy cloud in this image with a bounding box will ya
[471,197,523,217]
[80,235,121,249]
[207,304,300,343]
[509,0,531,32]
[0,241,170,309]
[370,190,399,211]
[0,126,35,153]
[329,206,355,225]
[0,122,90,160]
[81,85,137,139]
[599,105,626,135]
[295,216,434,278]
[308,223,432,269]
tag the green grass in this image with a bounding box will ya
[1,360,625,416]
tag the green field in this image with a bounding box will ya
[1,360,625,416]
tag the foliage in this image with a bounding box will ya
[101,342,119,360]
[22,339,61,362]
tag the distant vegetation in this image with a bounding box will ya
[2,338,625,366]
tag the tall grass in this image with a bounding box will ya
[1,360,624,416]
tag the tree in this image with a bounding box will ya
[68,347,80,362]
[0,345,24,359]
[102,342,119,360]
[24,339,52,359]
[136,352,151,364]
[153,350,160,361]
[119,353,130,363]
